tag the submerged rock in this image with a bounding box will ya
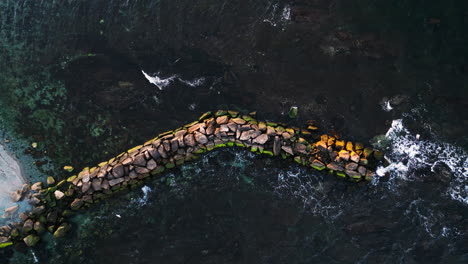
[3,205,19,218]
[53,223,70,239]
[70,199,84,210]
[23,219,34,232]
[288,106,298,118]
[47,176,56,186]
[23,234,40,247]
[31,182,43,191]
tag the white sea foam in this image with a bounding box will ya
[136,185,152,206]
[281,5,291,21]
[30,249,39,263]
[179,77,205,87]
[262,3,291,28]
[379,119,468,204]
[141,70,176,90]
[274,169,343,221]
[382,100,393,112]
[142,70,206,90]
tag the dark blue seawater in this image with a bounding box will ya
[0,0,467,263]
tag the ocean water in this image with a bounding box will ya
[0,0,467,263]
[1,110,466,263]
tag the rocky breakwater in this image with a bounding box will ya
[0,110,383,248]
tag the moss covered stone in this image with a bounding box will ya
[241,115,255,122]
[47,176,56,186]
[373,150,384,160]
[0,241,13,248]
[53,223,70,239]
[215,110,228,117]
[198,111,212,121]
[288,106,298,118]
[11,110,379,248]
[23,234,40,247]
[336,172,347,178]
[165,162,175,169]
[228,110,239,117]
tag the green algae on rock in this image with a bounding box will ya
[0,111,383,248]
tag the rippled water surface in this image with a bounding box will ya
[0,0,467,263]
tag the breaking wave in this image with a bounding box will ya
[141,70,205,90]
[378,119,468,205]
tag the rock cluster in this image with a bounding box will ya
[0,110,382,248]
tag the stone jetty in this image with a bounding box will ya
[0,110,383,248]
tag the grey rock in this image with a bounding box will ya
[54,190,65,200]
[327,162,344,171]
[281,145,294,155]
[310,159,326,170]
[240,130,261,141]
[135,167,150,174]
[175,129,187,137]
[239,125,251,131]
[31,205,45,215]
[31,182,43,191]
[112,164,125,178]
[122,157,133,165]
[206,124,215,135]
[345,163,358,171]
[158,145,168,158]
[294,143,307,154]
[227,123,238,132]
[92,178,102,191]
[282,132,292,140]
[184,134,196,147]
[147,159,157,170]
[82,195,93,203]
[194,132,208,144]
[101,180,110,189]
[219,124,229,132]
[81,170,90,183]
[109,178,124,187]
[345,170,361,178]
[81,182,91,193]
[216,116,229,124]
[46,210,58,224]
[4,205,19,217]
[266,126,276,136]
[28,197,41,206]
[70,199,84,210]
[170,138,179,152]
[163,140,171,152]
[358,166,367,176]
[133,154,147,167]
[148,147,161,160]
[273,136,281,156]
[253,134,269,144]
[23,219,34,232]
[129,171,138,179]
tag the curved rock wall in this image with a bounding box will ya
[0,110,383,248]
